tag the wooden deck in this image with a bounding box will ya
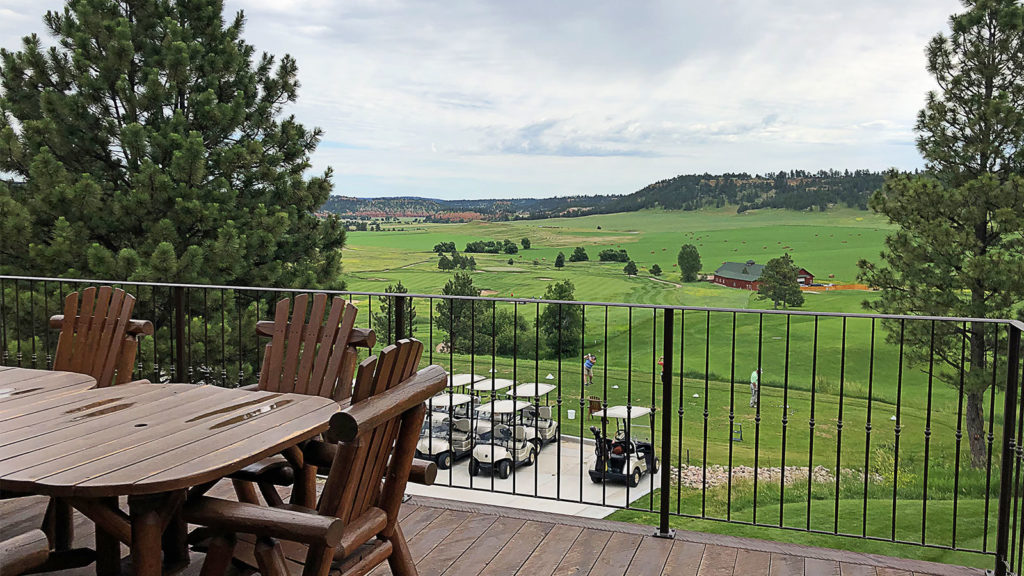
[0,488,983,576]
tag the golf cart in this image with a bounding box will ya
[469,400,538,479]
[511,383,560,448]
[415,393,475,470]
[588,406,659,488]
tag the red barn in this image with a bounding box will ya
[712,260,814,290]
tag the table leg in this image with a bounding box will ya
[127,495,166,576]
[95,498,122,576]
[162,509,188,568]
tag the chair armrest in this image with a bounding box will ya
[329,365,447,442]
[0,529,49,576]
[182,497,343,547]
[238,383,260,392]
[409,459,437,486]
[124,379,152,386]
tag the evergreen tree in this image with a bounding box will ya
[858,0,1024,467]
[569,246,589,262]
[650,264,662,276]
[521,238,531,249]
[434,272,482,353]
[372,281,415,344]
[0,0,343,287]
[437,253,454,270]
[623,261,638,276]
[677,244,701,282]
[538,280,581,358]
[757,254,804,309]
[554,252,566,268]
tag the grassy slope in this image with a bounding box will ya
[341,207,1007,569]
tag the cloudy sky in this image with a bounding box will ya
[0,1,961,199]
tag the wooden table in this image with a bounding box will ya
[0,367,339,576]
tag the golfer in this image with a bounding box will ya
[583,354,597,386]
[750,368,760,408]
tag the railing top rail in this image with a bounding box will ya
[3,274,1022,330]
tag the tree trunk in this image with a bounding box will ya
[965,390,988,468]
[966,319,989,468]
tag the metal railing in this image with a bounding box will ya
[2,275,1024,574]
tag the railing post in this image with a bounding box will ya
[995,325,1021,576]
[173,286,187,383]
[394,295,407,343]
[655,307,675,538]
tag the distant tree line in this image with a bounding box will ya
[598,249,630,262]
[465,239,519,254]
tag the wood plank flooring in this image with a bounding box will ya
[0,488,984,576]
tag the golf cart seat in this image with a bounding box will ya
[453,418,472,434]
[537,406,553,420]
[514,425,528,441]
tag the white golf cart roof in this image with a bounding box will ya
[447,373,483,388]
[475,399,532,415]
[511,383,556,397]
[427,393,473,409]
[593,405,652,420]
[470,378,516,393]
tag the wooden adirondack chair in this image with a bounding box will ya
[36,287,152,556]
[0,529,49,576]
[230,294,368,509]
[50,286,153,387]
[185,338,446,576]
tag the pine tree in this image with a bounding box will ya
[554,252,566,268]
[434,272,482,353]
[677,244,701,282]
[650,264,662,276]
[757,254,804,309]
[538,280,581,358]
[623,261,638,276]
[372,281,415,344]
[521,238,531,249]
[569,246,589,262]
[0,0,343,287]
[858,0,1024,467]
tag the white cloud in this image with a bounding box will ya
[0,0,962,198]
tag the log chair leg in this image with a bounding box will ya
[290,465,318,509]
[257,483,284,508]
[299,544,333,576]
[95,498,122,576]
[386,524,417,576]
[162,511,189,568]
[198,533,237,576]
[253,537,289,576]
[128,495,165,576]
[231,479,261,505]
[41,497,75,551]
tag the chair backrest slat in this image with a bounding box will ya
[325,339,425,525]
[258,295,360,399]
[53,287,137,387]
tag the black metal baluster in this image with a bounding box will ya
[44,281,51,369]
[1010,333,1024,571]
[862,318,876,538]
[952,322,967,547]
[834,317,847,534]
[220,289,227,387]
[806,316,819,531]
[236,292,243,387]
[891,319,906,541]
[677,309,685,515]
[922,321,936,544]
[702,310,710,517]
[780,315,791,528]
[657,307,674,538]
[580,305,586,504]
[1,277,8,366]
[602,305,609,506]
[625,306,632,507]
[557,303,564,502]
[14,279,21,366]
[727,312,736,521]
[985,330,1000,552]
[650,307,657,512]
[753,312,763,525]
[29,281,36,369]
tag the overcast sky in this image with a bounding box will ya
[0,0,962,199]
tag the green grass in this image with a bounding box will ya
[339,206,1016,568]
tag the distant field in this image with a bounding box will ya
[341,206,890,309]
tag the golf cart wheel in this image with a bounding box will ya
[530,438,542,453]
[590,473,603,484]
[497,460,511,479]
[525,447,536,467]
[629,468,642,488]
[651,457,660,474]
[436,451,452,470]
[469,458,480,477]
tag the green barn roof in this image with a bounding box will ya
[714,260,764,282]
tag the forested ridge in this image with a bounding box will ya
[320,169,888,220]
